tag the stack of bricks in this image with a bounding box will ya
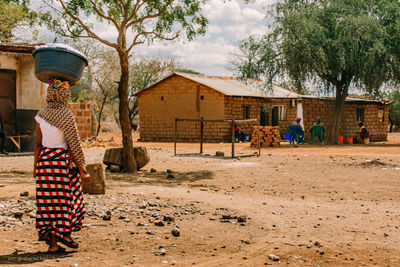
[67,102,97,140]
[251,126,281,148]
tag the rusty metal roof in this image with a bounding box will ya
[0,43,45,54]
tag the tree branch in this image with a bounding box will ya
[57,0,118,49]
[90,0,119,30]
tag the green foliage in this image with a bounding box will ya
[41,0,208,47]
[230,0,400,94]
[0,0,37,42]
[382,90,400,131]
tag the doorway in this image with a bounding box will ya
[0,69,16,135]
[271,106,279,126]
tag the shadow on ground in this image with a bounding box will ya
[0,250,76,264]
[107,170,214,184]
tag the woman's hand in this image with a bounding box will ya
[79,169,90,182]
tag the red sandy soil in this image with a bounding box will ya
[0,132,400,266]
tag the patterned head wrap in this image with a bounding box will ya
[36,79,86,171]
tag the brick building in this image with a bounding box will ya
[135,72,389,142]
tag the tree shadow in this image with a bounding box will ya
[107,170,214,185]
[0,249,76,264]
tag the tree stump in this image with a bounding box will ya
[82,163,106,194]
[103,147,150,171]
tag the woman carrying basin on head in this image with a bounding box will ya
[33,79,90,253]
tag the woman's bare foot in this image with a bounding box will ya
[48,233,61,252]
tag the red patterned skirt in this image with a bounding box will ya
[35,147,85,241]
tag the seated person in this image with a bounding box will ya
[310,117,325,144]
[289,117,304,144]
[234,124,246,142]
[356,122,370,144]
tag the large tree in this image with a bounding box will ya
[230,0,400,143]
[41,0,207,172]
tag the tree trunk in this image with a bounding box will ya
[326,83,349,144]
[96,91,108,136]
[389,115,394,133]
[117,49,137,173]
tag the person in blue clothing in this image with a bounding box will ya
[234,124,246,142]
[290,117,304,144]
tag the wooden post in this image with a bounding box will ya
[231,118,235,158]
[258,118,261,156]
[174,117,177,156]
[200,116,204,154]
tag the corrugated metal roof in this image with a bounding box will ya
[134,72,388,104]
[153,72,301,98]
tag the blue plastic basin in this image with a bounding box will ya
[33,43,88,85]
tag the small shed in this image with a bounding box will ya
[0,43,46,151]
[135,72,389,142]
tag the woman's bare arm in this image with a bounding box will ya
[68,149,90,182]
[33,123,42,178]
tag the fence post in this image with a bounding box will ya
[231,118,235,158]
[174,117,177,156]
[200,116,204,154]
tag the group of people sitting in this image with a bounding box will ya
[288,117,325,145]
[288,117,370,145]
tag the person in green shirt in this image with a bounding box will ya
[310,117,325,144]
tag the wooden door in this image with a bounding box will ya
[0,69,16,135]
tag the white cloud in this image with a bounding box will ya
[135,0,270,76]
[35,0,270,77]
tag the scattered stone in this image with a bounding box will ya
[215,151,224,157]
[154,220,165,227]
[163,216,175,223]
[167,173,175,179]
[268,254,280,261]
[150,168,157,173]
[13,211,24,219]
[20,191,29,197]
[171,226,180,237]
[237,215,247,223]
[146,230,155,235]
[139,201,147,209]
[157,246,166,256]
[102,215,111,221]
[166,169,173,173]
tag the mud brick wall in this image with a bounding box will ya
[341,103,388,141]
[301,98,388,141]
[68,103,97,140]
[138,75,226,142]
[224,97,298,139]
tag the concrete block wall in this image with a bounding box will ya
[68,102,97,140]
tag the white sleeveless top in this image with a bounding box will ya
[35,115,68,148]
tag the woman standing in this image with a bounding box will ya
[33,79,90,253]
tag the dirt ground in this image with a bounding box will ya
[1,131,400,266]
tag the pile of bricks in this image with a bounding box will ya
[250,126,281,148]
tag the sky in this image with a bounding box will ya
[133,0,272,76]
[27,0,273,77]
